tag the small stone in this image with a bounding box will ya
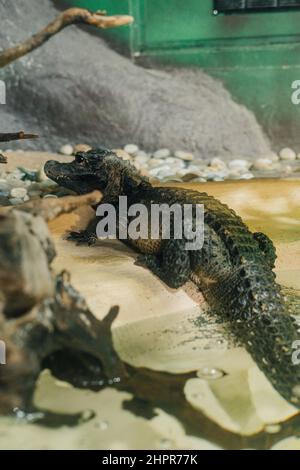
[284,165,293,174]
[124,144,139,155]
[149,165,172,178]
[182,172,203,182]
[174,150,194,161]
[252,158,274,171]
[279,147,296,161]
[161,176,183,183]
[228,159,251,170]
[176,168,203,180]
[239,172,254,180]
[210,158,227,170]
[268,152,279,162]
[165,157,185,169]
[153,148,170,159]
[0,180,9,192]
[59,144,74,156]
[135,154,148,166]
[23,195,30,202]
[114,149,132,161]
[292,384,300,398]
[135,150,148,159]
[10,187,27,199]
[9,198,23,205]
[212,176,224,182]
[73,143,92,154]
[228,170,244,180]
[147,158,165,168]
[43,194,58,199]
[264,423,281,434]
[196,367,225,380]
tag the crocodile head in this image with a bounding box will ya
[44,148,117,194]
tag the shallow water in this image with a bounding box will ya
[1,175,300,450]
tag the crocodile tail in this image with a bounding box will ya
[206,261,300,407]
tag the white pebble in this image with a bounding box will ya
[10,187,27,199]
[135,150,148,159]
[59,144,74,156]
[239,172,254,180]
[153,148,170,159]
[279,147,296,161]
[228,159,250,170]
[43,194,58,199]
[124,144,139,155]
[174,150,194,161]
[149,165,171,177]
[252,158,274,171]
[210,158,227,170]
[147,158,165,168]
[114,149,131,161]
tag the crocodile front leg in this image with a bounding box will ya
[67,217,98,246]
[136,239,191,288]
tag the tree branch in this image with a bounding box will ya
[0,8,133,68]
[0,131,39,142]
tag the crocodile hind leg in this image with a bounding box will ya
[253,232,277,268]
[136,239,191,288]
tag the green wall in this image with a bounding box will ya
[68,0,300,148]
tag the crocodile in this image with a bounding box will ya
[45,149,300,408]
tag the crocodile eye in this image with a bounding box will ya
[75,155,85,164]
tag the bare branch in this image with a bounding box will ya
[0,131,39,142]
[0,8,133,68]
[16,190,103,221]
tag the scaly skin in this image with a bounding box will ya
[45,149,300,407]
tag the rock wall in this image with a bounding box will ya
[0,0,271,160]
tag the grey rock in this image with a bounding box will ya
[0,0,270,161]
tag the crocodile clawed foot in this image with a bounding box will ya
[66,230,97,246]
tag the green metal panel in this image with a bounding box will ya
[67,0,300,147]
